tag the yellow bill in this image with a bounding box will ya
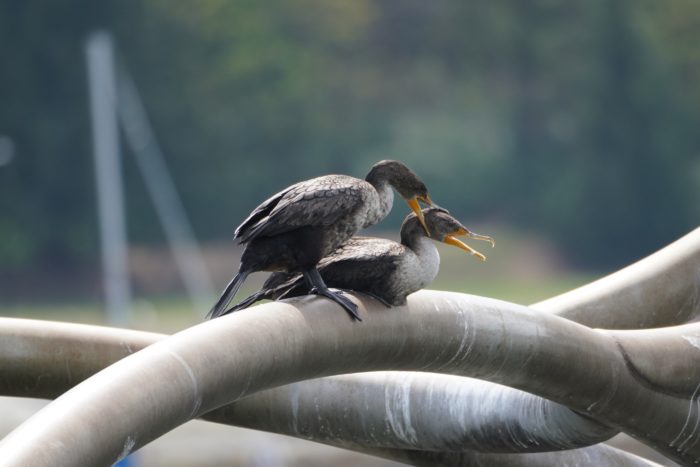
[407,197,430,236]
[443,227,495,261]
[444,234,487,261]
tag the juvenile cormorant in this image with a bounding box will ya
[208,160,434,321]
[224,207,494,313]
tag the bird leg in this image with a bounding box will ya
[302,273,314,291]
[303,269,362,321]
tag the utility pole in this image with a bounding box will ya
[85,31,131,327]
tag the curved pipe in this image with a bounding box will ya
[204,372,616,453]
[533,227,700,329]
[0,291,698,465]
[369,443,662,466]
[0,318,159,399]
[0,318,615,453]
[1,229,697,465]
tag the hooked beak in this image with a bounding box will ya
[406,197,430,236]
[443,227,495,262]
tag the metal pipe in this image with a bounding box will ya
[203,372,617,453]
[0,290,698,465]
[2,229,698,465]
[534,227,700,329]
[0,318,616,454]
[368,443,662,466]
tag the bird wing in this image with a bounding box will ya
[316,238,404,288]
[235,175,368,244]
[257,237,405,301]
[234,184,295,241]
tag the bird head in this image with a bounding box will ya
[367,160,435,234]
[410,207,495,261]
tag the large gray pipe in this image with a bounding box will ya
[535,227,700,328]
[0,318,615,453]
[370,443,662,466]
[1,227,698,465]
[204,372,616,453]
[1,288,699,466]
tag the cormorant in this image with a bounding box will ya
[224,207,494,313]
[208,160,434,321]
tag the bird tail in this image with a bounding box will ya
[207,271,249,319]
[222,274,305,315]
[224,290,269,314]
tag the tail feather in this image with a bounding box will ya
[225,291,268,314]
[207,271,249,319]
[223,273,306,315]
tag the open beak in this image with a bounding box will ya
[466,229,495,248]
[443,227,495,262]
[407,197,430,236]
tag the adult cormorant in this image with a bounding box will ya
[208,160,434,321]
[224,207,494,313]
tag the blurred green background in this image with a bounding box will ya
[1,0,699,314]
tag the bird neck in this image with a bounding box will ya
[373,180,394,222]
[404,234,440,284]
[364,164,388,188]
[400,218,424,246]
[365,166,401,224]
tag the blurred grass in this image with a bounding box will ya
[432,275,593,305]
[0,299,196,333]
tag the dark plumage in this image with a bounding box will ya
[208,160,434,321]
[226,207,495,312]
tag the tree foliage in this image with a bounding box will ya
[0,0,698,273]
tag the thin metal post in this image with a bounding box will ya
[116,68,215,314]
[85,30,130,326]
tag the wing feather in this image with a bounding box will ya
[258,237,404,300]
[318,239,404,285]
[234,185,294,241]
[236,175,369,244]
